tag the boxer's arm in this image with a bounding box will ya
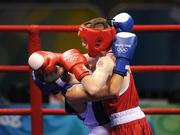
[60,71,115,103]
[109,32,137,95]
[65,83,115,103]
[61,49,115,95]
[80,56,115,95]
[109,71,130,95]
[61,49,127,96]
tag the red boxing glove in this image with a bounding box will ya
[28,51,61,73]
[60,49,91,80]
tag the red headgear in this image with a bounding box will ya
[78,24,116,57]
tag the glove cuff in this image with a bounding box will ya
[113,59,129,76]
[72,65,91,81]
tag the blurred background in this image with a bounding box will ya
[0,0,180,135]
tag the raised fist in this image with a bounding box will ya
[28,51,61,73]
[112,12,134,33]
[60,49,91,80]
[112,32,137,76]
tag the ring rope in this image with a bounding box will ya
[0,25,179,32]
[1,65,180,72]
[0,108,180,115]
[131,65,180,72]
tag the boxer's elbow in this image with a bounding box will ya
[81,76,102,95]
[85,84,101,96]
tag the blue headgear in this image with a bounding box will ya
[32,70,69,95]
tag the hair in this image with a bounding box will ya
[83,17,112,29]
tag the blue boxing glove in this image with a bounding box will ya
[32,70,72,95]
[112,12,134,33]
[112,32,137,76]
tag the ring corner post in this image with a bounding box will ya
[28,26,43,135]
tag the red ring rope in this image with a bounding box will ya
[131,65,180,72]
[142,108,180,115]
[0,25,179,32]
[0,66,29,72]
[0,108,179,115]
[1,65,180,72]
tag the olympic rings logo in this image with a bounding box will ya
[117,47,128,53]
[114,43,131,53]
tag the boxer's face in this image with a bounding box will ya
[81,38,88,49]
[43,65,65,82]
[81,23,105,55]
